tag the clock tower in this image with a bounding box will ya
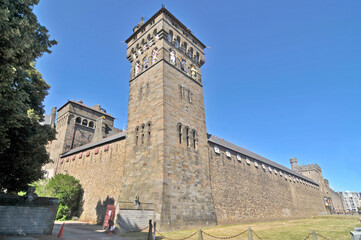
[120,7,217,230]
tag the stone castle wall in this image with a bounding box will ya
[208,143,326,224]
[330,189,344,213]
[57,137,126,224]
[43,7,337,230]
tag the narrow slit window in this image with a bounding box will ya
[186,127,190,147]
[141,124,145,145]
[135,127,139,146]
[147,122,151,144]
[178,124,182,144]
[180,86,183,98]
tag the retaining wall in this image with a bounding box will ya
[0,194,58,235]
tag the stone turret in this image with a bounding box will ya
[290,157,298,170]
[50,106,57,129]
[93,116,107,141]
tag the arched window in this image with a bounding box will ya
[192,130,197,149]
[82,119,88,126]
[188,48,193,59]
[175,36,180,49]
[143,56,148,70]
[195,52,199,62]
[167,30,173,43]
[153,29,158,37]
[178,123,182,144]
[147,122,151,144]
[141,124,145,145]
[181,42,187,53]
[75,117,81,124]
[181,58,187,73]
[135,127,139,146]
[185,127,190,147]
[88,121,94,128]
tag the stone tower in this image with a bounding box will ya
[44,100,119,178]
[120,7,217,230]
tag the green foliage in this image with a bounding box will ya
[17,191,26,196]
[34,174,83,220]
[31,178,50,196]
[57,204,71,221]
[0,0,57,193]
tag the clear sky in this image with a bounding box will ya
[34,1,361,192]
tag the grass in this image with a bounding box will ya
[120,215,361,240]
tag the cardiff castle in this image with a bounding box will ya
[43,7,343,231]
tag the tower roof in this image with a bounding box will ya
[57,100,114,119]
[125,7,206,49]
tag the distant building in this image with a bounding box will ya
[290,158,344,214]
[342,191,361,212]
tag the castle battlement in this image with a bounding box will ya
[297,163,322,172]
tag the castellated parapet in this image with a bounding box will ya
[297,164,322,172]
[43,7,344,231]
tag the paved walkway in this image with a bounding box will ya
[0,221,128,240]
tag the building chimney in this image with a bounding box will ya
[290,157,298,170]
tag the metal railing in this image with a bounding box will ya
[118,201,154,210]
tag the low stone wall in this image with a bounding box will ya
[0,194,59,235]
[116,209,154,233]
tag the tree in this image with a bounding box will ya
[33,174,83,220]
[0,0,57,193]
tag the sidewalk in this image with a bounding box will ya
[0,221,125,240]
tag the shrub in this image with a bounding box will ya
[34,174,83,220]
[57,204,71,220]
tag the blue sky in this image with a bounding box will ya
[34,0,361,192]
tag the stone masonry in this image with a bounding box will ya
[43,7,340,231]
